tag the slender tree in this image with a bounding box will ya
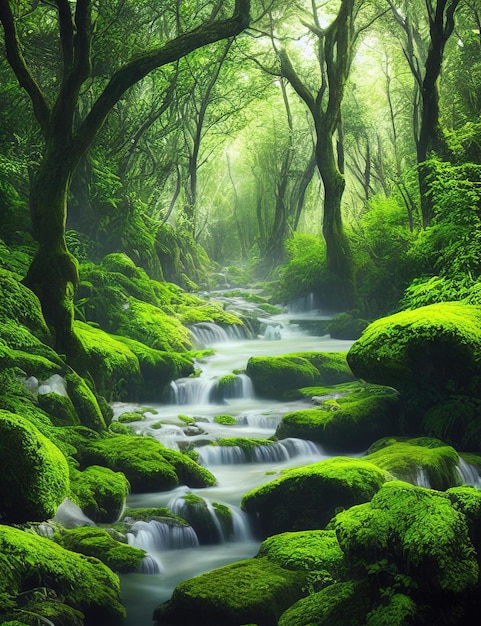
[0,0,250,356]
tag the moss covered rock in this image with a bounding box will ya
[65,371,107,432]
[331,481,479,596]
[241,457,388,537]
[0,268,51,343]
[276,384,400,451]
[347,302,481,410]
[81,434,216,492]
[38,391,80,426]
[0,525,125,624]
[153,557,307,626]
[69,465,130,523]
[0,410,69,522]
[365,437,462,490]
[54,526,146,573]
[246,352,354,399]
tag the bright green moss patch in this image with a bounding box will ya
[365,438,461,490]
[74,321,141,400]
[0,525,125,624]
[69,465,129,523]
[65,371,107,431]
[276,385,400,451]
[123,507,188,525]
[38,391,80,426]
[347,302,481,408]
[176,302,244,326]
[0,410,69,522]
[258,530,345,582]
[81,434,216,492]
[278,581,370,626]
[241,457,388,537]
[213,414,237,425]
[246,352,354,399]
[332,481,479,594]
[153,557,307,626]
[54,526,146,573]
[118,411,145,423]
[0,268,51,342]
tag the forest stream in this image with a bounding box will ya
[116,298,354,625]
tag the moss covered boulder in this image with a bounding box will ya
[0,525,125,624]
[241,457,388,537]
[246,352,354,399]
[276,384,400,451]
[69,465,130,523]
[81,434,216,492]
[328,481,480,624]
[0,410,69,522]
[365,437,462,490]
[153,557,307,626]
[347,302,481,408]
[54,526,146,573]
[65,371,107,431]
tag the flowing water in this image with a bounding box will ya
[117,304,354,625]
[116,302,481,625]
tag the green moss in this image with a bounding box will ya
[258,529,345,588]
[113,334,194,400]
[38,391,80,426]
[332,481,479,594]
[118,411,145,423]
[276,385,400,451]
[246,352,354,399]
[0,525,125,624]
[54,526,146,573]
[74,320,141,400]
[0,320,62,365]
[241,457,388,537]
[347,302,481,411]
[213,414,237,425]
[176,302,244,326]
[365,438,461,490]
[65,371,107,432]
[0,410,70,522]
[0,268,51,343]
[153,557,307,626]
[423,396,481,450]
[278,581,370,626]
[69,465,130,523]
[327,311,369,340]
[122,507,188,525]
[81,434,215,493]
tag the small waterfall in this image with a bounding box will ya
[127,520,200,574]
[236,412,283,430]
[168,373,254,405]
[457,458,481,487]
[414,467,431,488]
[197,438,321,466]
[197,445,247,465]
[262,324,282,340]
[168,494,251,544]
[189,322,248,347]
[168,377,215,405]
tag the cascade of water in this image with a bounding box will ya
[456,458,481,487]
[262,324,282,340]
[236,412,283,430]
[197,445,247,465]
[168,373,255,406]
[197,438,321,466]
[189,322,248,347]
[414,467,431,488]
[127,520,199,551]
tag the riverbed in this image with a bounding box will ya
[118,312,354,625]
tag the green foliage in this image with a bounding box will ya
[0,410,70,522]
[278,234,329,304]
[351,195,417,317]
[213,414,237,425]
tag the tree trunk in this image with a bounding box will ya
[23,145,81,357]
[316,127,353,309]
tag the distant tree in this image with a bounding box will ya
[0,0,251,356]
